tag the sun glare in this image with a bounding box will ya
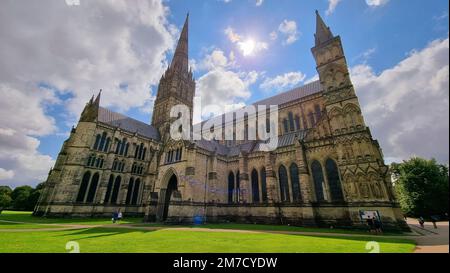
[238,39,256,56]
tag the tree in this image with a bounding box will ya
[28,183,45,210]
[0,186,13,211]
[11,186,33,210]
[391,157,449,218]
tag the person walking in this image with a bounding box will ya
[418,216,425,228]
[431,216,438,229]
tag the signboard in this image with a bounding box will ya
[359,210,380,220]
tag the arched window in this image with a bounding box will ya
[138,143,144,160]
[104,174,114,203]
[294,115,301,130]
[288,112,295,132]
[236,171,240,203]
[87,154,95,167]
[228,172,235,204]
[115,139,121,154]
[93,134,101,150]
[311,160,325,202]
[131,163,136,174]
[251,169,260,203]
[95,157,101,168]
[112,159,118,171]
[125,177,134,205]
[260,168,268,202]
[120,161,125,172]
[110,176,122,204]
[119,138,126,155]
[104,137,111,152]
[283,119,289,133]
[76,171,91,202]
[86,172,99,203]
[325,159,344,201]
[278,165,290,202]
[142,147,147,160]
[131,179,141,205]
[99,132,107,151]
[290,163,302,202]
[124,143,129,156]
[134,144,139,158]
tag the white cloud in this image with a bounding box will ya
[366,0,390,7]
[352,47,377,64]
[224,27,268,56]
[225,27,242,43]
[219,0,263,6]
[351,36,449,163]
[326,0,342,15]
[260,71,306,92]
[0,0,176,187]
[278,20,300,45]
[0,168,15,180]
[193,47,259,118]
[305,74,320,84]
[197,68,256,116]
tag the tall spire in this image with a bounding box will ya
[315,10,334,46]
[170,13,189,73]
[94,89,102,106]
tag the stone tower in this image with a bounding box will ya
[151,14,195,140]
[311,11,395,203]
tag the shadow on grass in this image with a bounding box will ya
[57,227,157,240]
[286,232,415,245]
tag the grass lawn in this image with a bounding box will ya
[0,211,416,253]
[0,222,66,229]
[0,227,415,253]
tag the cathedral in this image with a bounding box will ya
[34,12,408,230]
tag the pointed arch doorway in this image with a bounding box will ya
[156,172,178,222]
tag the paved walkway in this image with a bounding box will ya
[406,218,449,253]
[1,218,448,253]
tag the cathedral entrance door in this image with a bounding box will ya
[156,174,178,222]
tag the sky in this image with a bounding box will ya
[0,0,448,188]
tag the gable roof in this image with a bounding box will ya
[98,107,160,140]
[252,80,322,107]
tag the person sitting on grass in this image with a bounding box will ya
[117,210,123,223]
[112,211,118,224]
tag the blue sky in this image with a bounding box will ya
[0,0,448,187]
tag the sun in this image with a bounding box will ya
[238,39,256,56]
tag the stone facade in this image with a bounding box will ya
[34,12,408,231]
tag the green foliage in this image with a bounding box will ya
[391,157,449,218]
[7,183,45,211]
[0,186,13,210]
